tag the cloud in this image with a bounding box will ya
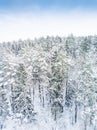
[0,10,97,42]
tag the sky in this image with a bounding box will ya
[0,0,97,42]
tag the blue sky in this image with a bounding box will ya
[0,0,97,11]
[0,0,97,42]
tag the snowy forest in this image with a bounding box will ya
[1,35,97,130]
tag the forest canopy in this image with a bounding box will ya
[0,35,97,130]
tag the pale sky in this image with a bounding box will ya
[0,0,97,42]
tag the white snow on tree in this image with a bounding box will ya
[0,35,97,130]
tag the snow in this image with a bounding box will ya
[0,36,97,130]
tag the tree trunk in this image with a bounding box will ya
[84,119,87,130]
[32,84,35,108]
[75,101,77,123]
[38,80,42,103]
